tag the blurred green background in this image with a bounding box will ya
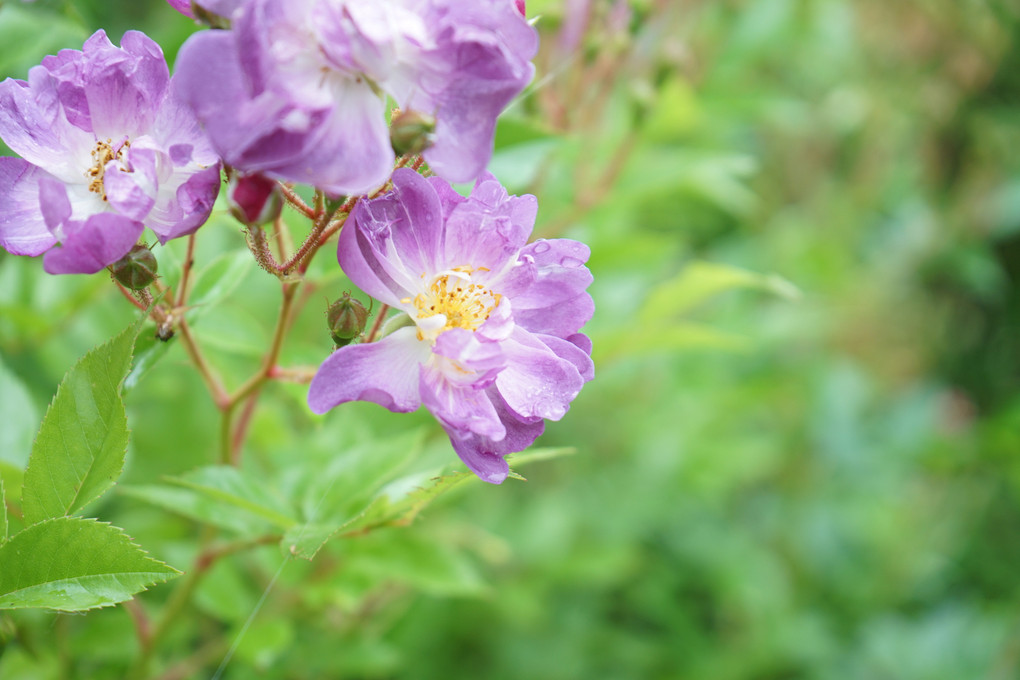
[2,0,1020,678]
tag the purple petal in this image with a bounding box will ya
[415,0,538,182]
[495,329,585,421]
[81,30,170,139]
[166,0,195,17]
[307,326,430,415]
[42,212,144,274]
[448,388,545,484]
[0,71,95,182]
[253,84,391,195]
[355,168,445,277]
[513,291,594,339]
[144,163,220,243]
[499,238,592,305]
[442,173,536,274]
[432,327,507,386]
[0,158,57,256]
[421,367,505,442]
[37,177,72,233]
[538,333,594,383]
[337,211,414,307]
[40,47,90,132]
[104,146,158,221]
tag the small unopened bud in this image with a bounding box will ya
[111,245,158,290]
[390,110,436,156]
[228,172,283,226]
[327,293,369,346]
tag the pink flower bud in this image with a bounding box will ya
[227,173,283,226]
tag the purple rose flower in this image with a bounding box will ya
[308,169,594,484]
[174,0,537,196]
[0,30,220,274]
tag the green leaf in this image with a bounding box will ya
[122,466,297,536]
[0,517,180,612]
[20,317,143,525]
[169,466,297,529]
[119,484,273,536]
[281,446,572,560]
[123,331,173,394]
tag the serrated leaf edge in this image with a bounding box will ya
[20,314,146,524]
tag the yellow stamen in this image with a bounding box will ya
[412,265,500,340]
[85,138,130,201]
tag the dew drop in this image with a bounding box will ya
[532,240,551,255]
[559,256,583,268]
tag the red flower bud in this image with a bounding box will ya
[227,172,283,226]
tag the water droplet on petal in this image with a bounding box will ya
[559,256,583,268]
[532,241,551,254]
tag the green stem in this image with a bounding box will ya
[220,280,299,463]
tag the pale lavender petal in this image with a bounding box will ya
[426,175,467,221]
[420,367,505,442]
[0,157,56,256]
[104,146,158,221]
[538,333,594,383]
[42,212,143,274]
[355,168,445,277]
[442,173,536,274]
[513,291,594,339]
[337,212,414,307]
[166,0,194,17]
[255,83,391,195]
[495,329,585,421]
[37,177,72,233]
[307,326,430,415]
[415,0,538,182]
[0,71,94,182]
[499,238,592,305]
[448,388,545,484]
[432,327,507,387]
[40,47,89,131]
[145,164,220,243]
[173,30,300,170]
[566,332,592,355]
[81,30,170,139]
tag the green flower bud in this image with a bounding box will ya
[327,293,369,346]
[390,109,436,156]
[111,245,158,290]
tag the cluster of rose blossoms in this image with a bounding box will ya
[0,0,593,484]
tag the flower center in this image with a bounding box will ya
[86,138,129,201]
[409,266,501,340]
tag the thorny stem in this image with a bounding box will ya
[220,280,299,463]
[246,224,280,273]
[279,183,316,220]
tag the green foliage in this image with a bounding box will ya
[20,318,140,524]
[0,517,179,611]
[2,0,1020,678]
